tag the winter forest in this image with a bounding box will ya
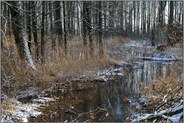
[1,1,183,122]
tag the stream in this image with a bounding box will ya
[29,43,182,122]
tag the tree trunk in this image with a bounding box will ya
[54,1,62,49]
[178,2,182,24]
[103,2,107,30]
[167,1,174,46]
[152,1,156,45]
[169,1,174,24]
[83,2,88,59]
[67,2,71,35]
[120,2,124,31]
[31,1,39,59]
[86,1,93,56]
[63,1,67,56]
[137,1,140,35]
[159,1,166,27]
[8,1,36,70]
[26,1,32,52]
[44,1,48,35]
[109,2,114,31]
[125,2,128,35]
[76,2,80,36]
[133,1,136,33]
[8,7,12,36]
[98,1,104,56]
[129,2,132,34]
[142,1,146,35]
[49,2,53,31]
[49,1,55,51]
[147,1,150,37]
[41,1,45,62]
[158,1,166,44]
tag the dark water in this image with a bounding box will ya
[29,59,182,122]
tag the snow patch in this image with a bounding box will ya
[167,112,183,123]
[33,97,55,104]
[1,103,41,122]
[1,97,55,122]
[99,67,124,76]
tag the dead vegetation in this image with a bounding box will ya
[138,65,183,122]
[111,36,132,45]
[1,36,122,98]
[0,102,16,111]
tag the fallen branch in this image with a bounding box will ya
[71,107,109,122]
[141,57,181,61]
[156,96,182,111]
[132,102,183,122]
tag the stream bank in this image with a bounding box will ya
[1,40,183,122]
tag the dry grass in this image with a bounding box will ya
[140,65,183,110]
[0,102,16,111]
[1,46,36,97]
[141,65,182,95]
[111,36,132,45]
[1,36,119,97]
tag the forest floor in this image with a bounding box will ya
[1,36,183,122]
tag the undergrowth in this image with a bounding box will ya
[1,36,121,98]
[140,65,183,111]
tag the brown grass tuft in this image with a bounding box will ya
[1,36,119,97]
[0,102,16,111]
[111,36,132,45]
[140,65,183,110]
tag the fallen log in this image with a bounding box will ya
[136,57,182,62]
[132,102,183,122]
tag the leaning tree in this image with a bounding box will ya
[8,1,36,70]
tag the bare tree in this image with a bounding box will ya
[158,1,166,27]
[31,1,39,59]
[54,1,62,50]
[8,1,36,70]
[41,1,45,61]
[82,1,88,59]
[26,1,32,52]
[86,1,93,56]
[169,1,174,24]
[63,1,67,56]
[98,1,104,56]
[136,1,140,35]
[147,1,150,36]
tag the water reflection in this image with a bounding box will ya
[30,60,182,122]
[137,61,182,84]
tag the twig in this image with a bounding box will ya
[71,107,109,122]
[132,102,183,122]
[108,98,114,115]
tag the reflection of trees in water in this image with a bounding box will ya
[32,61,181,122]
[140,61,176,83]
[79,61,182,121]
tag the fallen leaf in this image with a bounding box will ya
[126,116,131,122]
[130,105,138,112]
[122,95,131,103]
[89,115,95,120]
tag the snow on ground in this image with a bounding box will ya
[1,97,55,122]
[166,112,183,123]
[123,39,154,48]
[99,67,124,76]
[112,39,182,62]
[131,102,183,122]
[142,56,179,61]
[32,97,55,104]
